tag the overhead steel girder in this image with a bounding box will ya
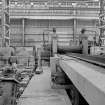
[9,0,99,2]
[59,55,105,105]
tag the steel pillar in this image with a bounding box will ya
[99,0,105,37]
[73,19,77,41]
[52,28,57,56]
[1,0,10,47]
[35,47,43,74]
[22,18,25,46]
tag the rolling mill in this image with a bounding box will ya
[0,0,105,105]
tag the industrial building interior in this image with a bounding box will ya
[0,0,105,105]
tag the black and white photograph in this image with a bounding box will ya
[0,0,104,105]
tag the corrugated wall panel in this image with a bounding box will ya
[9,19,98,47]
[56,27,73,34]
[25,28,46,34]
[24,19,73,47]
[50,20,73,26]
[10,42,22,46]
[25,19,49,27]
[25,34,48,41]
[58,42,70,46]
[76,20,98,37]
[25,41,43,47]
[10,19,23,46]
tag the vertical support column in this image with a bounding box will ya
[43,32,45,46]
[1,0,5,47]
[50,56,66,85]
[37,48,41,69]
[52,36,57,56]
[50,57,58,76]
[82,39,88,55]
[33,46,37,70]
[50,56,59,80]
[80,29,88,54]
[35,47,43,74]
[33,46,36,58]
[22,18,25,46]
[73,19,76,42]
[1,6,5,47]
[100,0,104,37]
[1,0,10,47]
[52,28,57,56]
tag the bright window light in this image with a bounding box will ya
[72,3,77,7]
[15,2,17,5]
[93,0,99,1]
[31,2,34,6]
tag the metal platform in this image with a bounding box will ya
[17,67,71,105]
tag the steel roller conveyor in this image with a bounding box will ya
[59,55,105,105]
[66,53,105,67]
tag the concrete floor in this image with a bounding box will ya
[18,67,71,105]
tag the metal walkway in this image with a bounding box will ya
[18,67,71,105]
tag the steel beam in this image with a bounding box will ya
[59,56,105,105]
